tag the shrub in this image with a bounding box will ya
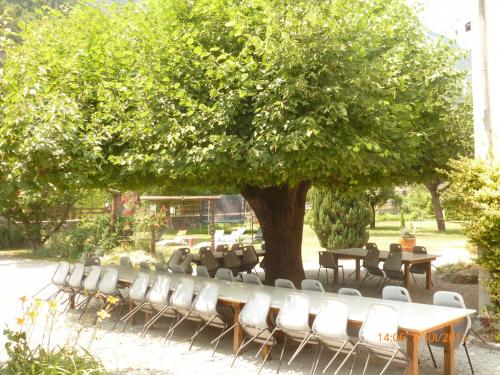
[310,187,371,249]
[443,158,500,329]
[0,221,27,250]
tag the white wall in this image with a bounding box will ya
[471,0,500,162]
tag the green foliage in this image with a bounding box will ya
[310,187,371,249]
[0,0,468,193]
[2,329,104,375]
[0,220,26,249]
[41,214,115,259]
[401,185,434,220]
[443,158,500,323]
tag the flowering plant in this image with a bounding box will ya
[400,223,417,239]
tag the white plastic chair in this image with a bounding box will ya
[336,303,409,375]
[275,278,296,289]
[60,263,85,309]
[120,257,133,268]
[165,278,196,342]
[76,265,102,320]
[171,264,187,274]
[427,291,474,374]
[196,266,211,278]
[382,286,412,303]
[139,261,150,270]
[212,292,275,375]
[338,288,362,297]
[35,261,71,300]
[120,272,151,331]
[140,275,175,337]
[190,282,228,356]
[306,298,355,374]
[215,267,235,281]
[301,279,325,292]
[242,273,262,285]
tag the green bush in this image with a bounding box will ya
[0,222,27,250]
[401,185,434,220]
[443,158,500,328]
[41,214,116,259]
[310,187,371,249]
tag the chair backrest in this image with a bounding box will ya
[199,246,211,253]
[179,253,193,274]
[98,268,119,295]
[389,243,402,252]
[319,251,335,268]
[215,244,229,254]
[200,250,219,273]
[313,298,348,338]
[177,247,190,255]
[52,261,71,287]
[338,288,362,297]
[359,303,399,346]
[196,266,210,278]
[155,262,166,272]
[412,245,428,254]
[129,272,150,302]
[275,278,296,289]
[242,245,259,265]
[192,282,220,315]
[167,250,183,269]
[83,265,101,292]
[120,257,133,268]
[171,264,186,274]
[276,293,310,332]
[215,268,234,281]
[231,243,244,251]
[433,291,470,347]
[301,279,325,292]
[147,275,171,305]
[68,263,85,289]
[363,245,380,268]
[239,292,272,329]
[242,273,262,285]
[170,277,195,308]
[382,286,412,302]
[84,256,101,266]
[383,249,403,272]
[139,261,150,270]
[223,251,242,269]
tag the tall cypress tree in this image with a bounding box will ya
[311,188,372,249]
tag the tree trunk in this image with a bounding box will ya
[109,189,122,234]
[425,182,446,231]
[369,201,376,229]
[242,181,310,287]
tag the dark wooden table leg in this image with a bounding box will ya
[444,323,455,375]
[333,255,339,284]
[233,303,244,354]
[355,258,361,280]
[403,262,411,288]
[70,295,76,309]
[406,332,420,375]
[426,261,432,290]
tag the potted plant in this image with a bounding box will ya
[399,223,416,251]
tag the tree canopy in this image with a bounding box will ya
[0,0,468,281]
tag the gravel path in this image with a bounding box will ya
[0,254,498,375]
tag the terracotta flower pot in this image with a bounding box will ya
[399,237,416,252]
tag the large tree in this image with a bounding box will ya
[0,0,464,284]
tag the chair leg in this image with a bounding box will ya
[463,342,474,374]
[427,343,437,368]
[348,352,359,375]
[326,268,329,283]
[317,266,322,280]
[359,274,369,289]
[322,340,349,373]
[277,334,288,374]
[333,342,358,375]
[190,316,216,350]
[341,266,345,284]
[140,306,170,338]
[79,296,93,321]
[231,328,267,367]
[411,273,417,284]
[379,350,398,375]
[112,303,127,330]
[231,335,249,367]
[167,311,191,342]
[310,343,323,375]
[288,332,312,364]
[32,283,51,298]
[255,327,279,358]
[361,352,371,375]
[211,323,226,358]
[258,342,275,375]
[210,322,238,344]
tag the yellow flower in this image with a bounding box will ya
[107,296,119,306]
[48,300,58,313]
[16,317,25,326]
[19,296,28,304]
[96,310,111,321]
[34,299,43,310]
[26,310,38,322]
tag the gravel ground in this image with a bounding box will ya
[0,254,498,375]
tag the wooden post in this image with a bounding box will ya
[209,199,216,251]
[150,203,157,255]
[109,189,122,234]
[406,333,420,375]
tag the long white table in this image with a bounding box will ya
[103,265,474,375]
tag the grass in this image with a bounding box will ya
[3,220,469,266]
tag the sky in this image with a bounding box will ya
[408,0,473,48]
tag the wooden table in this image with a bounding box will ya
[329,248,438,289]
[103,265,473,375]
